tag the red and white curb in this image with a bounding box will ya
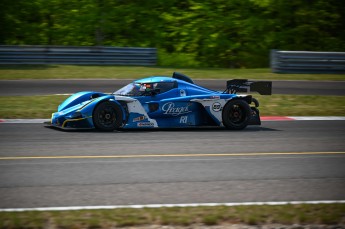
[1,200,344,212]
[1,117,345,124]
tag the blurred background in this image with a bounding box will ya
[0,0,344,68]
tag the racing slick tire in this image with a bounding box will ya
[93,101,123,131]
[222,99,252,130]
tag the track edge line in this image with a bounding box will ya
[1,200,345,212]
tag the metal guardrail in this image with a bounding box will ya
[271,50,345,73]
[0,45,157,65]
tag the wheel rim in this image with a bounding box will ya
[97,105,117,128]
[229,104,245,124]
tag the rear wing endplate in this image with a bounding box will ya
[225,79,272,95]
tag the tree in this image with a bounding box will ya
[1,0,344,67]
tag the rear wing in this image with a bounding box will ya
[224,79,272,95]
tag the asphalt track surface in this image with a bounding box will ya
[0,79,344,209]
[1,79,345,96]
[0,121,344,208]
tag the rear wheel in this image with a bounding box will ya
[93,101,123,131]
[222,99,251,130]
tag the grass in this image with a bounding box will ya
[0,94,344,119]
[0,65,345,80]
[1,65,344,118]
[0,204,344,228]
[255,94,345,116]
[0,95,69,119]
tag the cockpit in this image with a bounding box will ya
[113,80,177,96]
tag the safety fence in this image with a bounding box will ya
[0,45,157,65]
[270,50,345,73]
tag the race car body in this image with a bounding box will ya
[50,72,271,131]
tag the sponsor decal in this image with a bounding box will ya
[133,116,146,122]
[180,116,188,124]
[137,122,154,127]
[162,102,191,116]
[212,102,222,112]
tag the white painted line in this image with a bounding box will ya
[0,119,50,123]
[1,200,344,212]
[1,117,345,124]
[288,116,345,121]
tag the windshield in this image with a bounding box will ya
[113,81,178,96]
[113,83,140,96]
[113,82,156,96]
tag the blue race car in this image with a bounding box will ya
[50,72,271,131]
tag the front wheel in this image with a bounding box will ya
[222,99,251,130]
[93,101,123,131]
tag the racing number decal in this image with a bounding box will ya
[212,102,222,112]
[180,116,188,123]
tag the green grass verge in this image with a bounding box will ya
[0,94,344,119]
[0,95,69,119]
[1,204,344,228]
[0,65,345,80]
[255,94,345,117]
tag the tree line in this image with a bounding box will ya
[1,0,344,68]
